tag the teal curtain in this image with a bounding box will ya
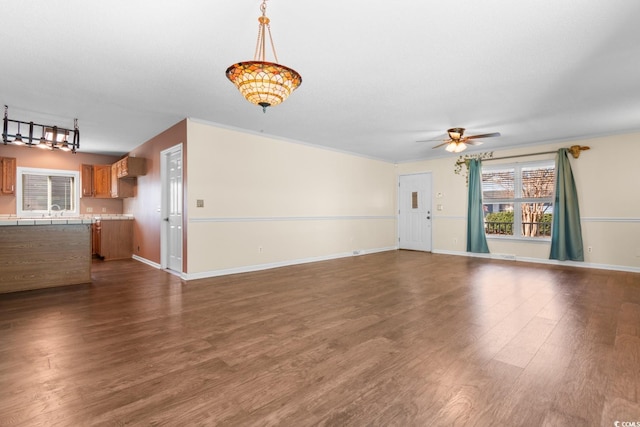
[467,159,490,253]
[550,148,584,261]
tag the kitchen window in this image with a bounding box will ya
[481,160,555,240]
[16,167,80,217]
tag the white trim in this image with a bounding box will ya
[16,167,80,217]
[189,215,396,223]
[132,254,161,269]
[429,216,640,223]
[516,256,640,274]
[160,143,184,273]
[581,217,640,223]
[183,246,398,281]
[132,255,188,280]
[433,215,466,220]
[487,235,551,244]
[432,249,640,274]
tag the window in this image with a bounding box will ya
[481,161,555,239]
[17,167,80,217]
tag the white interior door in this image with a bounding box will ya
[398,173,432,251]
[161,144,183,272]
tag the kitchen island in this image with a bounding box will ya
[0,219,93,294]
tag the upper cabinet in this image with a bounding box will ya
[0,157,17,195]
[94,165,112,198]
[111,156,146,198]
[111,166,134,199]
[82,157,147,199]
[81,164,112,198]
[81,164,94,197]
[82,157,145,199]
[114,156,146,179]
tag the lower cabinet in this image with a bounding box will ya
[92,219,133,260]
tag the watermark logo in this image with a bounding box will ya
[614,422,640,427]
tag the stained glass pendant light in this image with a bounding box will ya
[226,0,302,112]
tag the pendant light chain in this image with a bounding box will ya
[253,0,279,63]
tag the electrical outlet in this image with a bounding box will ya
[453,237,458,244]
[86,207,93,213]
[102,207,107,213]
[588,246,592,253]
[258,246,263,253]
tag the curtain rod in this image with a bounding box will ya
[456,145,590,165]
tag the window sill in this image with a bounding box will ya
[486,235,551,244]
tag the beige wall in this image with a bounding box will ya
[398,132,640,271]
[185,120,397,277]
[0,144,123,215]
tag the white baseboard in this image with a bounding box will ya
[135,247,638,280]
[431,249,640,273]
[184,246,398,281]
[132,254,161,269]
[132,255,188,279]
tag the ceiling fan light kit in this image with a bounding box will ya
[226,0,302,113]
[445,141,467,153]
[428,127,501,153]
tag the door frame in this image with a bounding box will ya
[397,172,433,252]
[160,143,183,272]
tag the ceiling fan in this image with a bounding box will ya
[427,128,501,153]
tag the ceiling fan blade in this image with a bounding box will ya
[466,140,484,146]
[466,132,501,140]
[416,134,448,143]
[432,140,452,149]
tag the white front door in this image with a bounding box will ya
[398,173,432,251]
[161,144,183,272]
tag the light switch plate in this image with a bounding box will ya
[196,199,204,208]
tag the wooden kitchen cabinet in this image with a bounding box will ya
[81,164,94,197]
[94,165,112,198]
[92,222,101,256]
[93,219,133,260]
[110,156,145,198]
[111,165,135,198]
[0,156,16,195]
[114,156,146,178]
[81,164,112,198]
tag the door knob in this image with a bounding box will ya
[163,217,169,222]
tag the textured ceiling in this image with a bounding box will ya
[1,1,639,162]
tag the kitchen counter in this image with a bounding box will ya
[0,223,92,294]
[0,214,133,226]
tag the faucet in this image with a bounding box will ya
[49,204,61,217]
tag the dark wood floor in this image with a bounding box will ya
[1,251,639,426]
